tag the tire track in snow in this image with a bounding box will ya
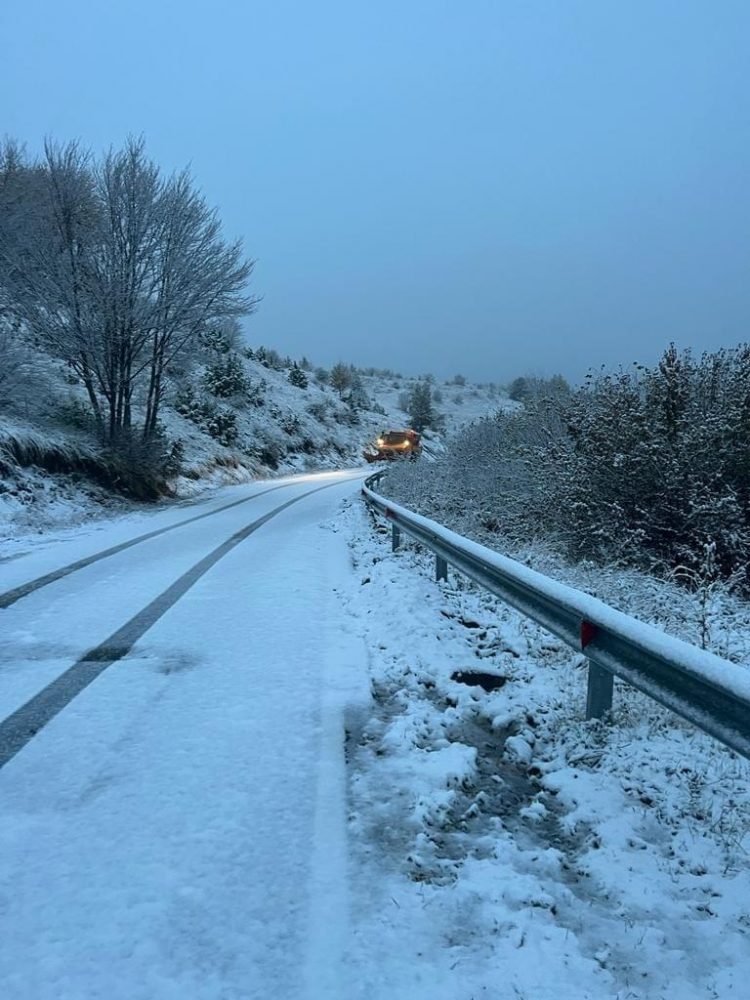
[0,479,349,769]
[0,480,296,610]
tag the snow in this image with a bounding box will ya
[363,482,750,707]
[1,470,748,998]
[342,496,750,999]
[0,472,369,999]
[1,365,512,544]
[0,469,352,573]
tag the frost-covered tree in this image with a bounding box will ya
[330,362,352,398]
[140,159,256,437]
[348,372,369,409]
[507,377,528,401]
[0,141,104,423]
[204,353,250,397]
[288,364,309,389]
[0,137,257,444]
[408,381,435,432]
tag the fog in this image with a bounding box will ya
[3,0,749,383]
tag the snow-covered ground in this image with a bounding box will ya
[2,471,747,998]
[342,495,750,999]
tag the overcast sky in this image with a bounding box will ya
[3,1,750,383]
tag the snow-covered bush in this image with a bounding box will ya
[305,400,330,423]
[287,364,309,389]
[164,437,185,476]
[204,407,239,446]
[349,374,370,409]
[253,346,285,370]
[251,427,287,469]
[204,354,250,398]
[280,412,301,436]
[336,405,360,427]
[246,379,266,407]
[198,327,231,355]
[55,397,98,433]
[174,385,237,445]
[174,385,214,425]
[559,346,750,583]
[386,345,750,594]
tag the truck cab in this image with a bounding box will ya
[364,429,422,462]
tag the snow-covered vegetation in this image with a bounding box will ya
[385,346,750,616]
[0,138,510,541]
[0,331,509,542]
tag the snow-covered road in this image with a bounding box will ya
[2,470,749,1000]
[0,471,369,999]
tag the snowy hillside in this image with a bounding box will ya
[0,350,513,545]
[359,373,517,436]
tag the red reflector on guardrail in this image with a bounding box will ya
[580,620,597,650]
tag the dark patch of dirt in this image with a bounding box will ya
[451,670,507,692]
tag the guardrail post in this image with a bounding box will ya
[391,524,401,551]
[585,661,614,720]
[436,555,448,582]
[581,620,613,720]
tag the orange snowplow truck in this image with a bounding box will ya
[364,429,422,463]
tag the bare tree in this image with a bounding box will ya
[141,167,257,438]
[330,362,352,398]
[91,138,164,438]
[0,140,106,427]
[0,137,257,445]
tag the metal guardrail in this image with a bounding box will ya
[362,470,750,760]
